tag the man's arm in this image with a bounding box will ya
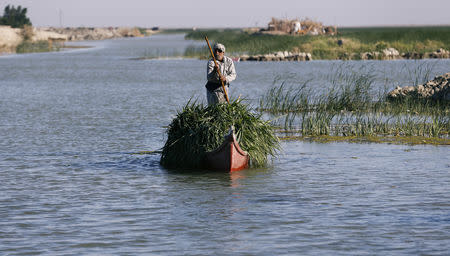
[207,59,226,83]
[207,60,219,82]
[225,59,236,84]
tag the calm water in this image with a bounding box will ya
[1,34,449,255]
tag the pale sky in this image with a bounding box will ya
[1,0,449,28]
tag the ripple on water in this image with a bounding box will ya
[1,35,450,255]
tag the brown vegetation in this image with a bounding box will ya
[263,17,336,35]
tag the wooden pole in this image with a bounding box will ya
[205,36,230,103]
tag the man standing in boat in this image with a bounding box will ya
[206,43,236,105]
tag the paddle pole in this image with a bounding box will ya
[205,36,230,103]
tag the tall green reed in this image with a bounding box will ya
[260,64,449,138]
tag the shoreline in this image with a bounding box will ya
[185,27,450,61]
[3,26,449,61]
[0,25,158,55]
[236,48,450,62]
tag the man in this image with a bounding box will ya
[292,20,301,34]
[205,43,236,105]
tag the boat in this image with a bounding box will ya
[204,128,249,172]
[231,57,240,62]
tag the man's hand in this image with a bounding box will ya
[214,65,226,82]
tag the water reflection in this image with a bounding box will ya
[230,170,246,188]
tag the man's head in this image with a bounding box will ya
[213,43,225,61]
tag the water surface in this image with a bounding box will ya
[0,34,449,255]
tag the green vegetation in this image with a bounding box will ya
[0,4,61,54]
[15,40,57,53]
[160,28,198,34]
[281,135,450,146]
[137,27,148,36]
[183,45,209,58]
[186,28,301,56]
[341,26,450,46]
[0,5,31,28]
[259,66,449,142]
[184,27,450,60]
[160,100,280,169]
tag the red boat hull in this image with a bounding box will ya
[204,133,249,172]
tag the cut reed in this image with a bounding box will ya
[160,100,280,169]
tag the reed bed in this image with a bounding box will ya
[183,45,210,59]
[160,100,280,169]
[184,27,450,59]
[260,66,449,139]
[185,29,305,56]
[277,112,449,138]
[341,26,450,47]
[259,81,311,113]
[260,66,377,113]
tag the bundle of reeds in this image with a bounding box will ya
[160,100,280,169]
[267,17,324,34]
[300,18,323,33]
[268,18,293,33]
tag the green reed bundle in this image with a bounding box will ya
[160,100,280,169]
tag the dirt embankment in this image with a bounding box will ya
[0,26,154,54]
[44,27,148,41]
[0,25,23,53]
[0,26,68,54]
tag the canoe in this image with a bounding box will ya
[204,129,249,172]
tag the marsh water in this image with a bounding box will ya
[1,34,449,255]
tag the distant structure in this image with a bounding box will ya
[261,17,337,36]
[292,20,301,34]
[59,9,63,28]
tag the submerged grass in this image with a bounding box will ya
[281,135,450,146]
[160,100,280,169]
[271,103,449,140]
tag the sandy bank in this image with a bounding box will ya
[43,27,147,41]
[0,26,155,54]
[0,25,22,53]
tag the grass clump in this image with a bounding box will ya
[259,80,311,113]
[16,40,59,53]
[160,100,280,169]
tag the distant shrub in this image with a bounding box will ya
[0,5,32,28]
[16,40,50,53]
[21,24,33,40]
